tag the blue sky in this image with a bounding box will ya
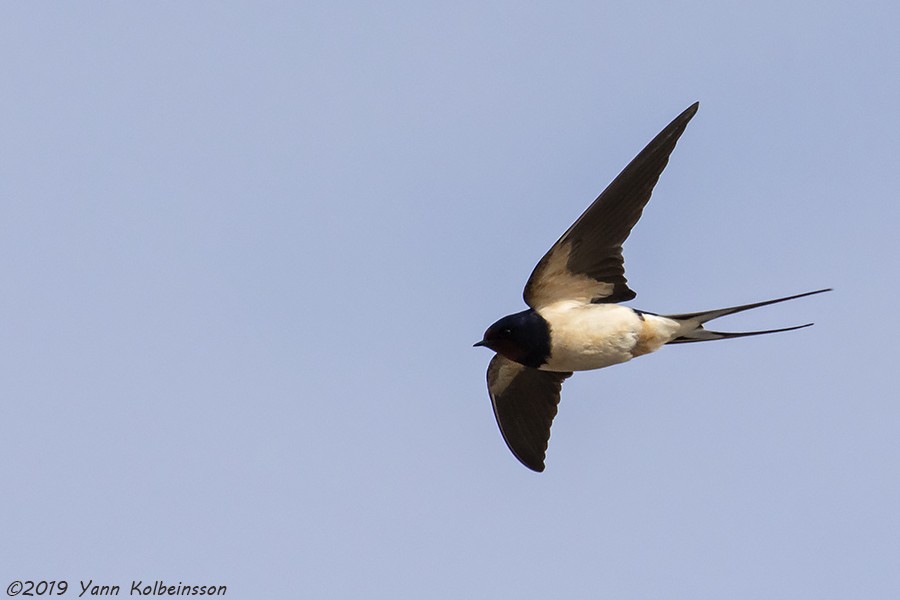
[2,2,899,598]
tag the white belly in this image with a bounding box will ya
[537,302,681,372]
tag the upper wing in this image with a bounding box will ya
[523,102,699,310]
[486,354,572,472]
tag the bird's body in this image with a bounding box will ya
[475,102,829,472]
[536,303,679,372]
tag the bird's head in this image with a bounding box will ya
[474,309,550,369]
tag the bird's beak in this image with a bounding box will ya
[473,340,488,348]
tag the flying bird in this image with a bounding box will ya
[474,102,829,472]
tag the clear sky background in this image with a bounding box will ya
[2,3,898,598]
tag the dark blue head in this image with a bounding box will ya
[474,309,551,369]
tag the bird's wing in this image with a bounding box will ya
[523,102,699,310]
[486,353,573,472]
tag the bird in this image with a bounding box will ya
[474,102,829,472]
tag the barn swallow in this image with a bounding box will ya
[475,102,829,472]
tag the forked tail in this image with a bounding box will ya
[665,288,831,344]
